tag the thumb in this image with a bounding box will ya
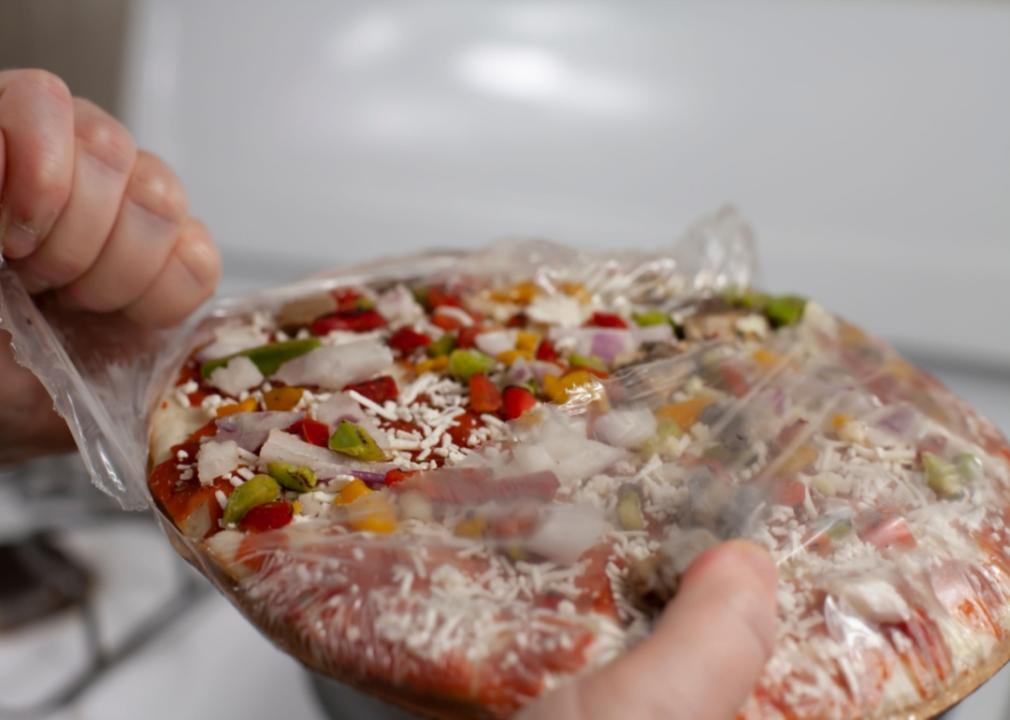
[519,540,778,720]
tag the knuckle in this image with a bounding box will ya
[73,100,136,174]
[126,151,188,223]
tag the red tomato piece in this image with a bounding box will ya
[505,312,527,328]
[425,286,463,309]
[311,309,387,335]
[721,365,750,398]
[456,325,484,349]
[535,338,558,362]
[286,418,330,447]
[502,386,537,420]
[384,468,417,487]
[587,311,628,329]
[388,327,431,356]
[775,478,806,507]
[447,410,481,447]
[862,516,917,550]
[239,500,294,532]
[344,375,399,404]
[332,287,367,313]
[469,374,503,414]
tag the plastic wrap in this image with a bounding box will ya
[3,207,1010,719]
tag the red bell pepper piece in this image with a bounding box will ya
[468,374,503,414]
[286,418,330,447]
[535,339,558,362]
[388,327,431,356]
[343,375,399,404]
[502,386,537,420]
[311,309,386,335]
[587,312,628,329]
[239,500,294,532]
[456,325,483,349]
[384,468,417,487]
[425,286,463,309]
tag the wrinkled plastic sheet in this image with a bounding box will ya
[3,207,1010,719]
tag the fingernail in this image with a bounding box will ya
[1,219,40,259]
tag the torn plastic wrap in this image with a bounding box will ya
[3,207,1010,719]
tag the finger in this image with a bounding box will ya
[521,540,778,720]
[124,217,221,327]
[59,150,188,312]
[0,69,75,259]
[12,97,137,293]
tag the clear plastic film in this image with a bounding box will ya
[3,206,1010,719]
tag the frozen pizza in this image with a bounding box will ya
[147,257,1010,719]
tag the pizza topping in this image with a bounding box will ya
[151,261,1010,720]
[197,440,241,486]
[328,420,389,462]
[266,461,318,493]
[222,474,281,526]
[202,337,321,379]
[206,356,265,397]
[214,411,302,452]
[448,349,495,381]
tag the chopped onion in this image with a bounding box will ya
[434,305,474,327]
[258,429,392,478]
[506,358,535,386]
[475,330,517,357]
[272,340,393,390]
[590,330,636,364]
[314,393,364,426]
[376,284,423,324]
[529,414,629,484]
[633,323,674,345]
[215,411,302,452]
[527,294,585,327]
[197,440,240,486]
[523,505,610,564]
[529,360,564,381]
[197,322,269,361]
[312,392,390,451]
[593,408,657,449]
[349,469,387,489]
[207,356,264,396]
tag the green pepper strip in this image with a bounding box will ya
[201,338,322,379]
[328,420,388,462]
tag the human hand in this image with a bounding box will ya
[0,69,221,463]
[518,540,778,720]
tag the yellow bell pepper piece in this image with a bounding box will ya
[830,413,851,431]
[333,478,372,505]
[515,331,541,353]
[415,356,449,374]
[454,514,487,539]
[751,348,779,368]
[263,386,304,411]
[497,349,533,366]
[656,396,712,431]
[347,493,397,534]
[544,370,602,404]
[490,281,540,305]
[216,397,258,417]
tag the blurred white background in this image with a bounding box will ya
[1,1,1008,719]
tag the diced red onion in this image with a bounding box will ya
[215,411,303,452]
[258,429,392,478]
[590,330,636,364]
[592,408,657,449]
[523,505,609,564]
[197,322,269,362]
[632,324,674,345]
[272,340,393,390]
[375,284,423,324]
[349,469,388,489]
[197,440,240,485]
[207,356,264,396]
[506,358,535,386]
[475,330,516,356]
